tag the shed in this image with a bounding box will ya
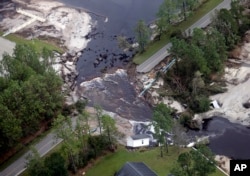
[116,162,157,176]
[126,134,150,148]
[210,100,220,109]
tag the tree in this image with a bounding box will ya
[170,37,209,78]
[44,152,68,176]
[191,28,227,73]
[230,0,244,28]
[155,17,169,40]
[75,99,87,114]
[0,44,63,158]
[190,145,216,176]
[26,147,48,176]
[152,103,173,156]
[75,111,91,150]
[101,114,117,148]
[171,145,216,176]
[213,9,239,49]
[190,95,210,113]
[135,20,150,52]
[53,115,79,173]
[186,0,199,11]
[0,103,22,154]
[117,36,131,50]
[177,152,193,176]
[172,121,188,153]
[157,0,177,24]
[191,71,205,96]
[94,105,103,134]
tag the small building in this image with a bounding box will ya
[116,162,157,176]
[210,100,220,109]
[126,134,150,148]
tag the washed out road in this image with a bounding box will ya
[136,0,232,73]
[0,0,232,175]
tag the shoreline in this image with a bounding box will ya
[2,0,93,54]
[194,33,250,126]
[2,0,250,127]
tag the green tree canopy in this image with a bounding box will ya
[152,103,173,156]
[135,20,150,52]
[101,114,117,147]
[171,145,216,176]
[0,44,63,158]
[44,152,68,176]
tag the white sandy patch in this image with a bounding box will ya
[195,40,250,126]
[1,0,93,53]
[85,106,133,145]
[46,7,92,52]
[162,97,185,113]
[215,155,230,174]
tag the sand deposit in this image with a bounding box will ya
[1,0,93,53]
[195,36,250,126]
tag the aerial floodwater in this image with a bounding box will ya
[57,0,250,159]
[188,117,250,159]
[57,0,164,120]
[58,0,164,79]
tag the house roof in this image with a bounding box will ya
[116,162,157,176]
[131,134,150,140]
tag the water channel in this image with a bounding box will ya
[57,0,250,159]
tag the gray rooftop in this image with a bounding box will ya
[116,162,157,176]
[131,134,150,140]
[0,37,15,61]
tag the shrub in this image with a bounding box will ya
[180,111,193,126]
[190,95,210,113]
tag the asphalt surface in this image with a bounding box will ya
[0,0,232,175]
[0,37,15,61]
[0,131,63,176]
[136,0,232,73]
[0,116,79,176]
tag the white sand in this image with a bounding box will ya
[195,41,250,126]
[215,155,230,174]
[1,0,93,53]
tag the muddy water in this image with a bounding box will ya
[58,0,164,79]
[79,69,152,120]
[57,0,250,159]
[56,0,163,120]
[188,117,250,159]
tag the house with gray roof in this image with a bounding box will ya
[126,134,151,148]
[116,162,157,176]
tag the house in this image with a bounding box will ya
[116,162,157,176]
[126,134,150,148]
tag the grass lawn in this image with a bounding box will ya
[133,0,223,65]
[85,146,225,176]
[0,31,63,54]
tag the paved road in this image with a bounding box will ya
[0,114,81,176]
[0,1,232,175]
[0,131,63,176]
[0,37,15,61]
[0,115,80,176]
[136,0,232,73]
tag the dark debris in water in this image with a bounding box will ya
[243,102,250,109]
